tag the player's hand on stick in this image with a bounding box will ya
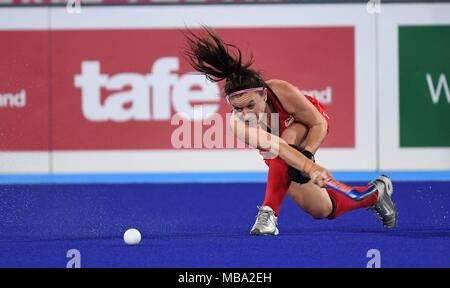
[309,164,333,188]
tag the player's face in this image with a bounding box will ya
[229,89,267,125]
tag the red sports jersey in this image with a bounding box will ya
[260,83,331,161]
[264,83,330,136]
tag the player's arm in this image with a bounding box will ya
[229,112,332,186]
[269,80,328,154]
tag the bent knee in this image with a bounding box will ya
[307,203,333,219]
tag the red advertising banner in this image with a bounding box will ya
[1,27,354,151]
[52,27,354,150]
[0,31,50,151]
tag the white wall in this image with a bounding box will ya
[0,3,449,174]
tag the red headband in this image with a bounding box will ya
[225,87,264,103]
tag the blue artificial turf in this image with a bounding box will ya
[0,181,449,267]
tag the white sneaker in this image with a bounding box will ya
[250,206,279,236]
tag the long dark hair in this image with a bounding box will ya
[184,27,264,96]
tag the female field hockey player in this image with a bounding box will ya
[185,29,398,235]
